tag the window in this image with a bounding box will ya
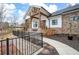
[32,21,38,29]
[70,16,75,21]
[52,19,57,25]
[33,21,37,27]
[75,16,79,21]
[70,16,79,21]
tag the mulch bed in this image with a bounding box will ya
[38,42,59,55]
[49,34,79,51]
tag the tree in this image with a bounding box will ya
[0,4,7,22]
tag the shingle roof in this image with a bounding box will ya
[51,4,79,16]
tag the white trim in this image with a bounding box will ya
[49,15,62,28]
[32,19,38,29]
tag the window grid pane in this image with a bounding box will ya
[52,20,57,25]
[33,21,37,28]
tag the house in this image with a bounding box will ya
[24,4,79,36]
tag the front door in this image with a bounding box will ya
[41,20,46,29]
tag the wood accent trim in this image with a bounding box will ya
[39,9,41,29]
[40,12,49,17]
[30,16,32,30]
[31,16,39,19]
[30,11,48,18]
[31,13,39,17]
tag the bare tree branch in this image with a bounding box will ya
[0,4,7,22]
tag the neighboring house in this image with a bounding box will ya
[24,4,79,36]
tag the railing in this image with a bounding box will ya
[0,32,43,55]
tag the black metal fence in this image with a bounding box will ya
[0,32,43,55]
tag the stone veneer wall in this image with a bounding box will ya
[62,11,79,34]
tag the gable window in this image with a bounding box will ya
[52,19,58,25]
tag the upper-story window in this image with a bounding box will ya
[52,19,58,25]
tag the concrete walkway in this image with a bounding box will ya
[43,37,79,55]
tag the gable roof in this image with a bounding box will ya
[23,5,50,19]
[24,4,79,19]
[51,4,79,16]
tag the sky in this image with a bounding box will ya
[2,3,78,24]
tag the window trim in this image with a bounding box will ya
[70,16,79,21]
[32,20,38,29]
[51,19,58,25]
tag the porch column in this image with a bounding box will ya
[39,8,42,33]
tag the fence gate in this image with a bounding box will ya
[0,32,43,55]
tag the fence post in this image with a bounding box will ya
[41,33,43,47]
[1,41,3,55]
[6,38,9,55]
[28,32,30,55]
